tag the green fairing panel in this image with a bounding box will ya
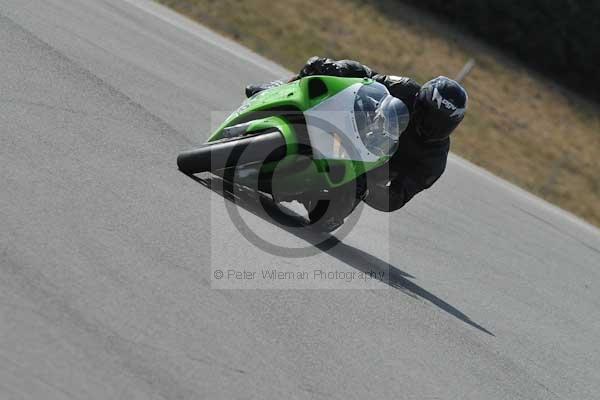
[208,76,370,142]
[206,76,389,188]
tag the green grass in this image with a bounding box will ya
[158,0,600,227]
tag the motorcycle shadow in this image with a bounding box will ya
[185,172,493,336]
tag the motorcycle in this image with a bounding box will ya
[177,75,410,230]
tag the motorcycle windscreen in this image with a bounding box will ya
[303,82,409,161]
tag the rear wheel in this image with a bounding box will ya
[177,130,287,174]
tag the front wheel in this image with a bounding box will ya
[177,130,287,174]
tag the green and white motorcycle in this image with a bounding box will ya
[177,75,409,230]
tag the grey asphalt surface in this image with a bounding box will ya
[1,0,600,399]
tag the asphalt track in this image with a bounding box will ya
[1,1,600,399]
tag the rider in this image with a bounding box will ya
[246,56,468,230]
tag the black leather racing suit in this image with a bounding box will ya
[294,56,450,213]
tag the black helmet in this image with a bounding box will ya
[413,76,468,142]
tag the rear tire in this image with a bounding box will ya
[177,130,287,174]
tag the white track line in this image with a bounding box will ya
[121,0,288,77]
[449,155,600,236]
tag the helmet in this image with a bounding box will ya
[413,76,468,142]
